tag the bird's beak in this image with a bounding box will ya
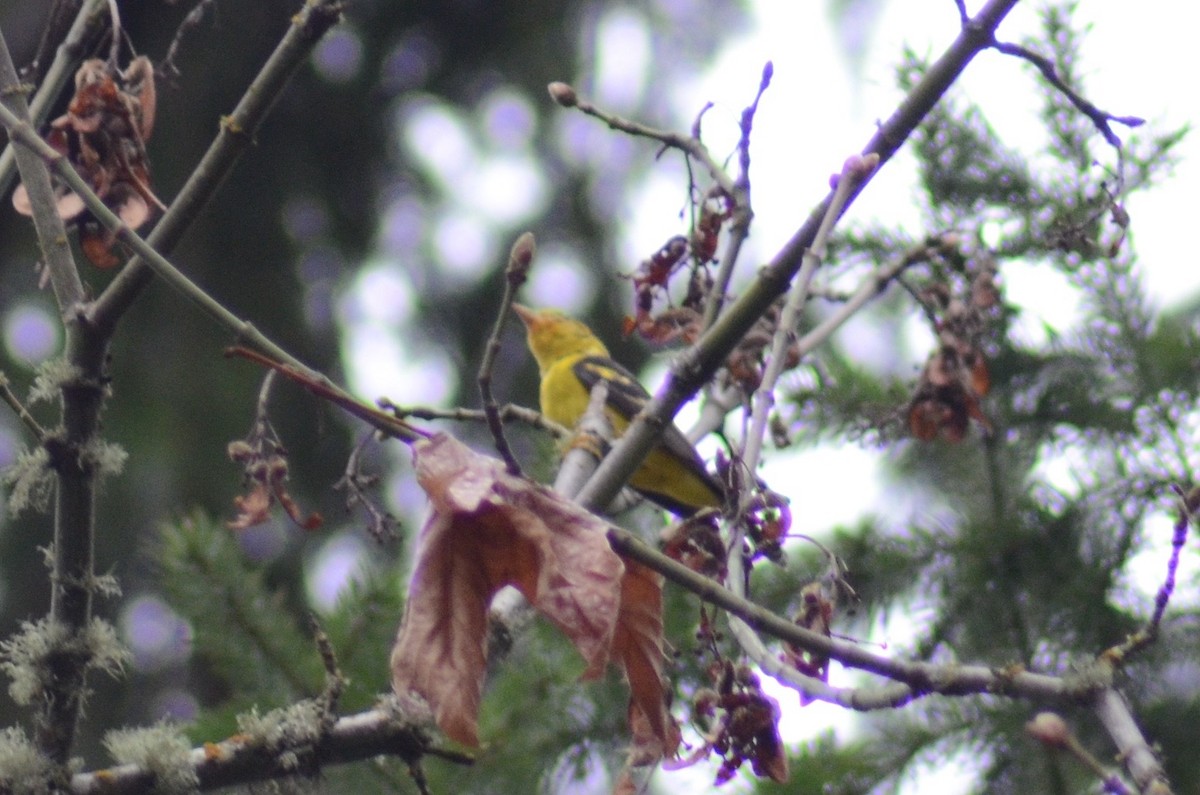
[512,303,535,327]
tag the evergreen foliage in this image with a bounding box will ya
[0,2,1195,793]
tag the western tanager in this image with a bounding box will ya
[513,304,724,516]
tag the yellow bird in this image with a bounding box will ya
[513,304,724,516]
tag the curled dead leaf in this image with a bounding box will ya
[11,56,163,269]
[390,433,679,758]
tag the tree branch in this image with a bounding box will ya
[87,0,345,335]
[68,706,472,794]
[573,0,1022,516]
[478,233,536,475]
[1091,688,1172,795]
[605,525,1100,708]
[0,32,85,310]
[0,27,99,771]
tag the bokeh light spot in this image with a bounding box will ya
[432,210,492,279]
[236,521,289,562]
[526,245,594,314]
[120,595,192,672]
[282,195,330,243]
[151,689,199,722]
[466,155,547,225]
[594,8,650,109]
[380,31,440,93]
[379,195,426,258]
[402,100,477,187]
[4,303,60,363]
[479,88,536,150]
[313,27,364,84]
[306,532,368,612]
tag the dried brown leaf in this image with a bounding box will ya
[615,560,680,762]
[392,433,680,751]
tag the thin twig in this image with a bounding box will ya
[0,102,369,438]
[159,0,217,80]
[1151,489,1192,631]
[741,153,878,479]
[554,381,612,502]
[377,399,568,438]
[1091,689,1173,795]
[953,0,969,26]
[987,38,1143,150]
[0,370,48,442]
[103,0,120,67]
[23,0,84,84]
[703,61,772,330]
[0,28,96,770]
[478,232,536,474]
[226,346,426,444]
[1027,712,1134,795]
[253,369,278,427]
[792,245,927,361]
[553,81,739,207]
[605,524,1101,708]
[1099,487,1191,663]
[725,154,878,703]
[334,431,398,543]
[307,614,345,731]
[0,35,86,311]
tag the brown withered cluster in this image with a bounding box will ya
[620,185,809,396]
[691,661,789,785]
[621,186,733,346]
[13,56,164,268]
[907,250,1001,441]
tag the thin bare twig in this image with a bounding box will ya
[0,99,367,430]
[378,398,567,438]
[0,28,96,770]
[1099,487,1191,664]
[159,0,218,80]
[307,614,345,731]
[1026,712,1134,795]
[24,0,84,84]
[606,524,1103,708]
[725,154,878,703]
[478,232,536,475]
[1091,689,1173,795]
[226,346,427,444]
[553,381,613,502]
[550,80,740,207]
[102,0,120,67]
[792,242,928,362]
[0,35,86,310]
[987,38,1143,151]
[741,153,878,479]
[703,61,772,330]
[334,431,399,543]
[0,371,48,442]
